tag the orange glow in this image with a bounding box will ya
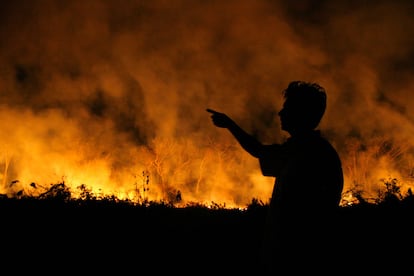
[1,0,414,208]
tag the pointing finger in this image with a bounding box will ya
[206,108,218,114]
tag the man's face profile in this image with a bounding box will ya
[278,98,301,133]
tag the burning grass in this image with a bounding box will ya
[0,179,413,274]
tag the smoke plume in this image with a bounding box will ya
[1,0,414,207]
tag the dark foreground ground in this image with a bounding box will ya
[1,198,413,274]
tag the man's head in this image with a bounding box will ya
[278,81,327,134]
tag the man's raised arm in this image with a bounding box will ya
[206,108,264,158]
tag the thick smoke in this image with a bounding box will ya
[0,0,414,207]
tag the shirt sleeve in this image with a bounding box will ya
[258,144,287,177]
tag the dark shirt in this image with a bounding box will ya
[259,130,344,271]
[259,130,343,213]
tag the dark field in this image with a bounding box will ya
[1,195,413,275]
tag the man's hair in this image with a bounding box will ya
[283,81,327,129]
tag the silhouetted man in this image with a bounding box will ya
[207,80,343,274]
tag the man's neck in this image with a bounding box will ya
[288,128,318,137]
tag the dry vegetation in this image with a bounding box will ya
[0,179,413,274]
